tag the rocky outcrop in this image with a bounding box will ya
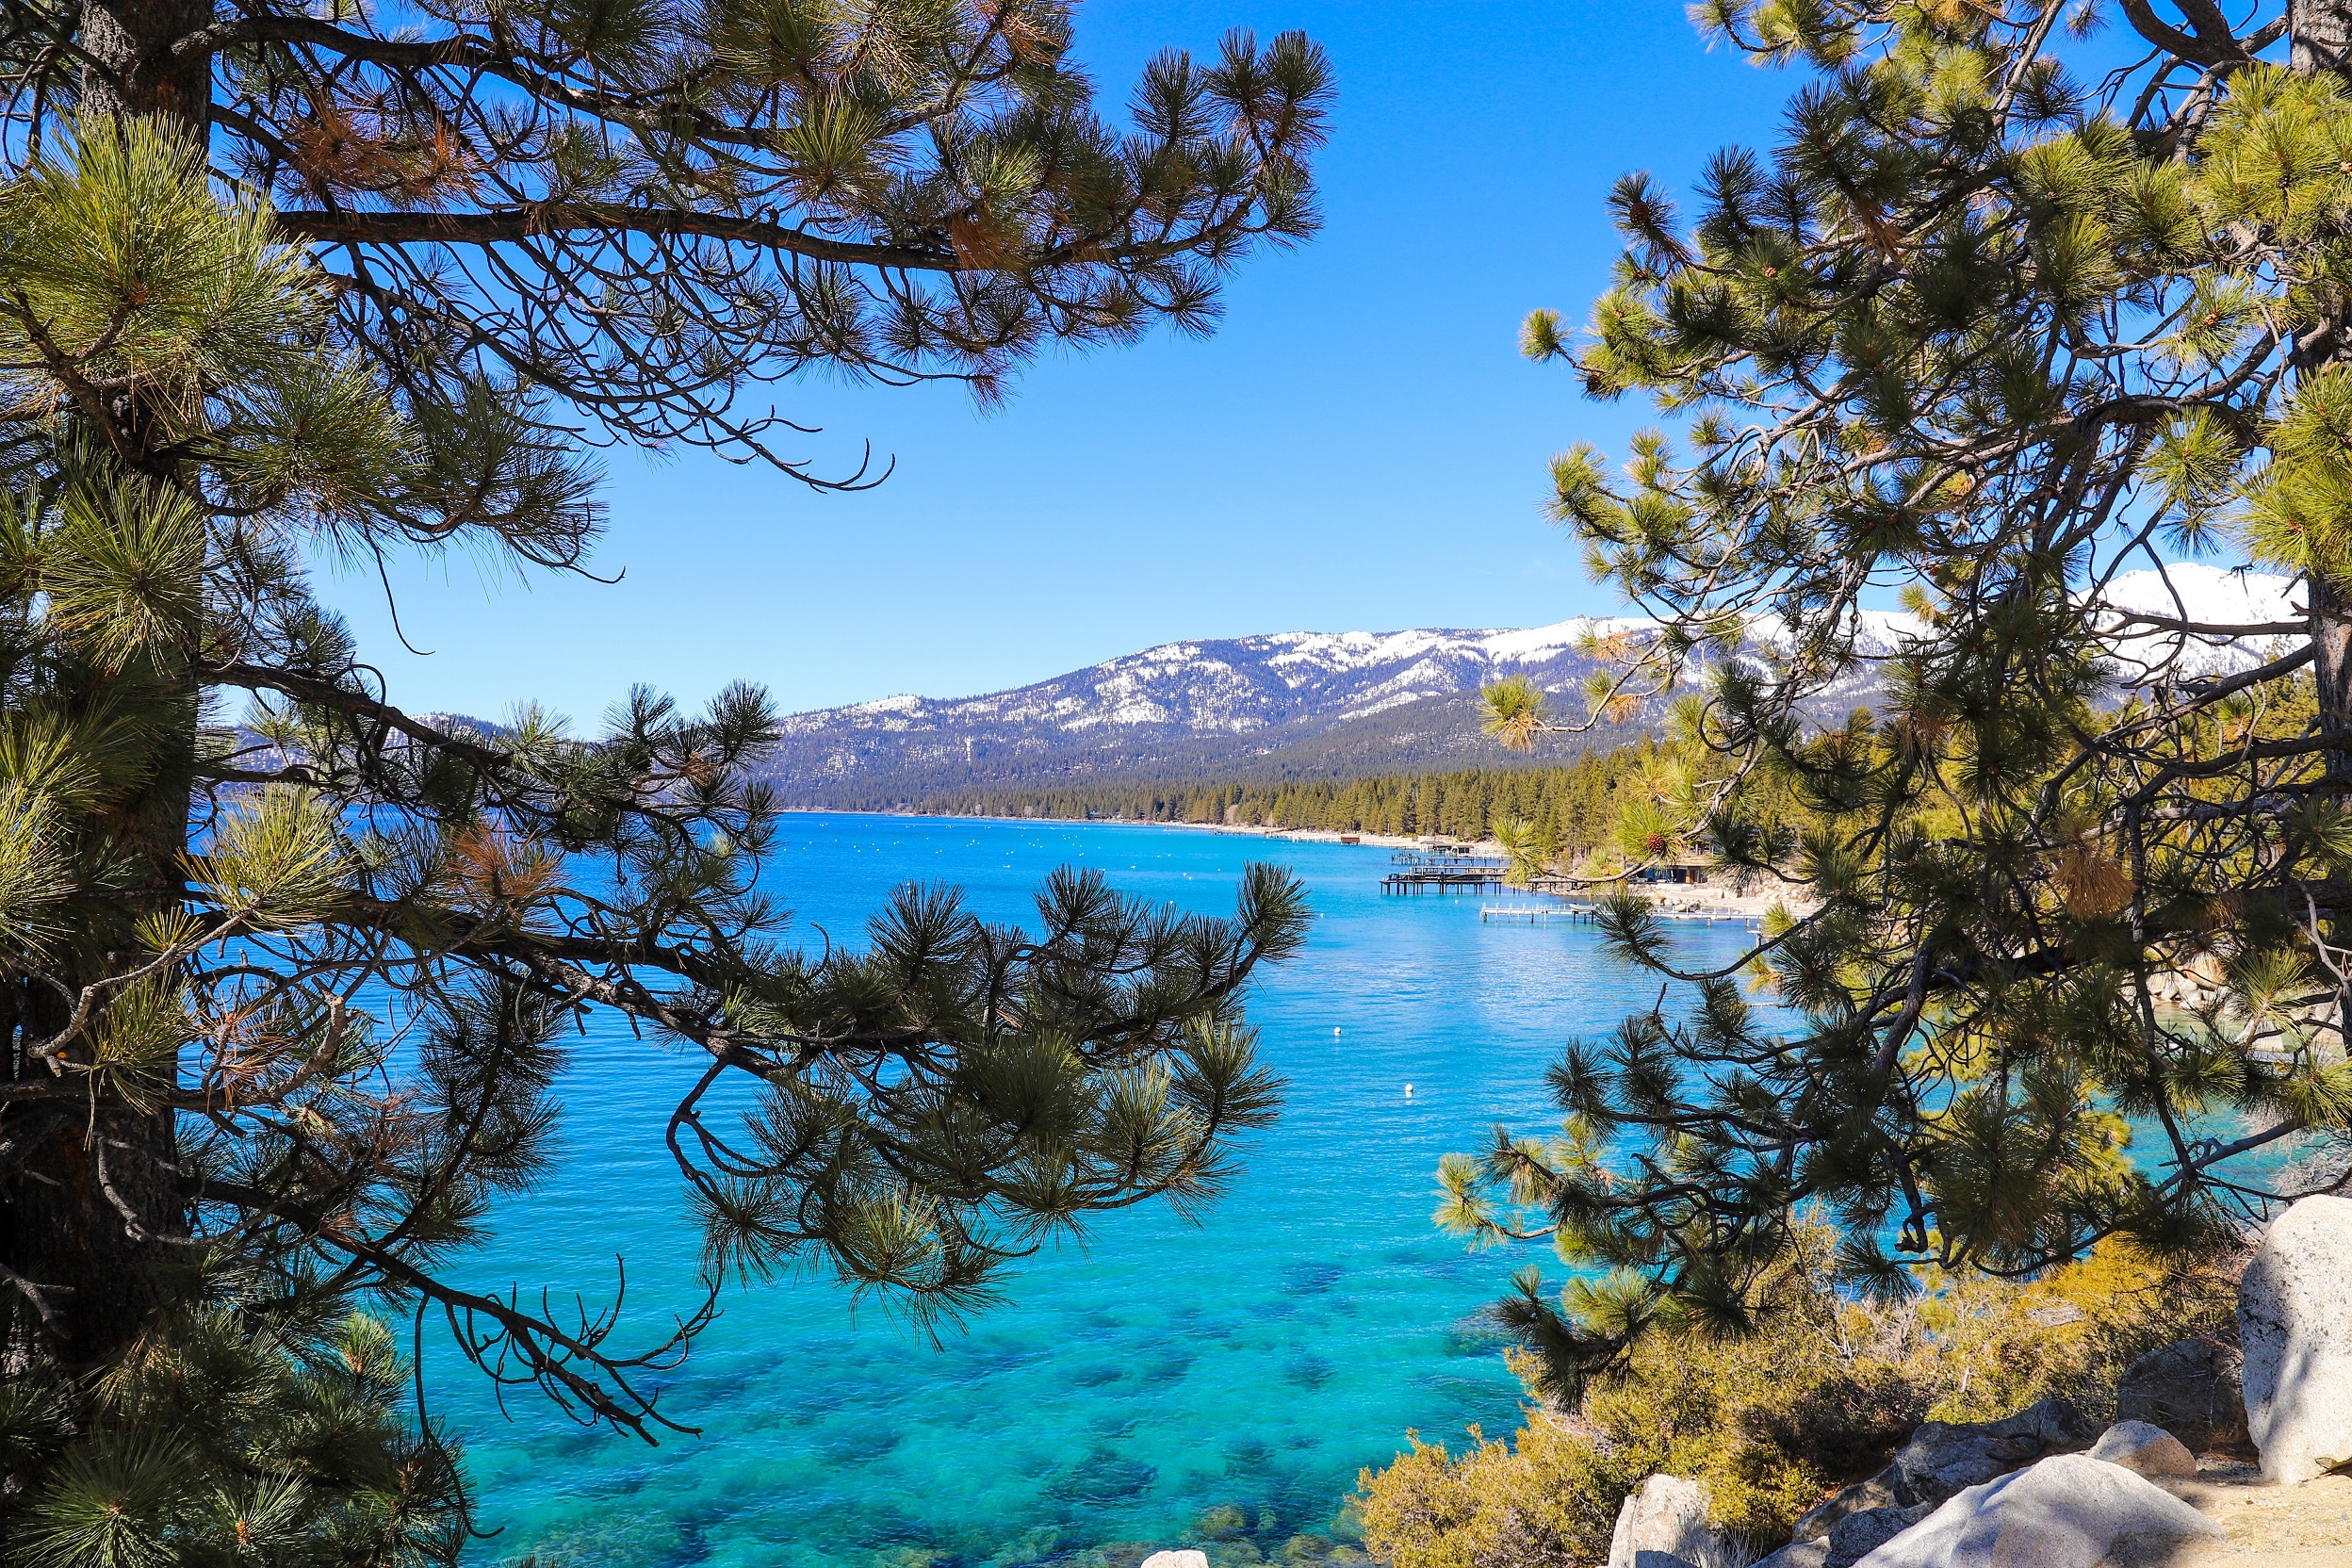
[1750,1396,2106,1568]
[1139,1553,1210,1568]
[2240,1194,2352,1483]
[2114,1335,2247,1453]
[2086,1419,2197,1478]
[1792,1476,1895,1542]
[1790,1485,1941,1561]
[1849,1453,2221,1568]
[1607,1475,1721,1568]
[1821,1504,1930,1567]
[1881,1396,2099,1505]
[1748,1544,1828,1568]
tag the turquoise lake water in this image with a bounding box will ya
[434,814,1755,1568]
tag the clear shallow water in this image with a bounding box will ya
[436,815,1753,1568]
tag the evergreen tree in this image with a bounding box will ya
[1450,0,2352,1397]
[0,2,1325,1543]
[0,0,1331,481]
[5,1294,468,1568]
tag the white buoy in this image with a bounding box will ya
[1404,1084,1414,1097]
[1333,1027,1342,1037]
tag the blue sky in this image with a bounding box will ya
[320,3,1800,721]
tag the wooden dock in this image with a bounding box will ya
[1382,868,1505,894]
[1478,898,1761,933]
[1382,849,1510,895]
[1378,855,1763,931]
[1389,846,1501,864]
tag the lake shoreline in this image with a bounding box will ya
[779,806,1807,922]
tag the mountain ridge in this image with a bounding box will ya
[759,564,2296,808]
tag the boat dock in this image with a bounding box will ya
[1380,849,1763,930]
[1381,849,1510,894]
[1476,901,1762,932]
[1479,904,1602,923]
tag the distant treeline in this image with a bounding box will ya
[920,745,1668,848]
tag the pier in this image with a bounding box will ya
[1381,867,1506,893]
[1479,904,1601,923]
[1377,851,1762,930]
[1381,848,1509,895]
[1480,901,1762,931]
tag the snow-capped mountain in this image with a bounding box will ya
[798,621,1632,740]
[765,619,1662,806]
[2091,562,2301,677]
[764,566,2301,807]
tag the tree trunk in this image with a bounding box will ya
[2311,580,2352,783]
[2295,0,2352,75]
[1,1102,184,1370]
[77,0,213,130]
[0,3,212,1373]
[2296,0,2352,1061]
[1,668,200,1371]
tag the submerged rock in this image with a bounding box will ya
[1850,1452,2220,1568]
[1607,1475,1720,1568]
[1194,1506,1251,1541]
[2240,1193,2352,1482]
[2114,1335,2246,1453]
[1884,1396,2099,1505]
[1140,1553,1211,1568]
[2086,1419,2197,1478]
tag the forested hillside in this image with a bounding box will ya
[922,745,1664,849]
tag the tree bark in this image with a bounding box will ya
[2,1103,184,1369]
[78,0,212,130]
[2309,583,2352,779]
[2295,0,2352,74]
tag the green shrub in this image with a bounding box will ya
[1353,1420,1642,1568]
[1357,1226,2238,1568]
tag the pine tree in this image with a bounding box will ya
[0,0,1331,482]
[5,1298,469,1568]
[0,22,1320,1552]
[1450,0,2352,1397]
